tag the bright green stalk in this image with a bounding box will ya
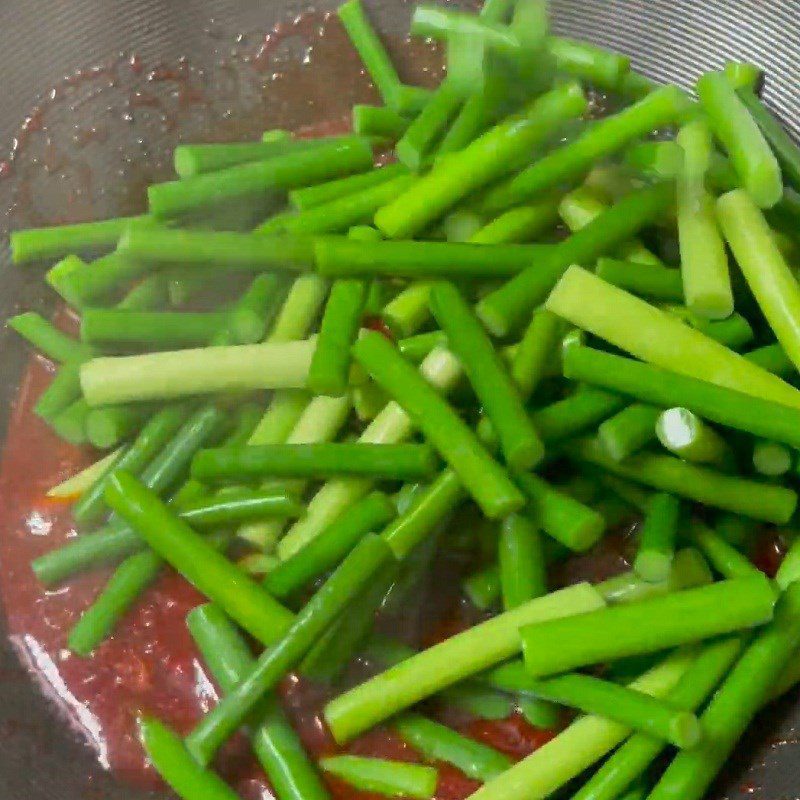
[514,472,605,553]
[323,583,605,743]
[753,439,793,476]
[80,339,315,406]
[598,403,660,462]
[656,408,732,468]
[739,86,800,191]
[187,603,330,800]
[48,447,124,499]
[307,278,367,396]
[353,331,524,519]
[148,136,374,218]
[717,188,800,374]
[567,437,797,524]
[479,182,674,337]
[676,119,733,319]
[696,70,782,208]
[469,198,560,244]
[548,36,630,90]
[563,345,800,449]
[337,0,408,111]
[394,714,511,782]
[480,86,689,214]
[382,282,434,337]
[687,521,763,580]
[396,81,463,171]
[185,535,393,765]
[139,717,240,800]
[634,493,680,582]
[430,281,544,470]
[546,266,800,409]
[498,514,547,610]
[486,664,700,748]
[595,259,683,302]
[351,105,411,141]
[570,635,745,800]
[465,650,694,800]
[10,215,146,264]
[320,756,436,799]
[521,576,775,678]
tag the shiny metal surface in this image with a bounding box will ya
[0,1,798,798]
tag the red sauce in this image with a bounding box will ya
[464,714,557,761]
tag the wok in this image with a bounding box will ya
[0,1,798,797]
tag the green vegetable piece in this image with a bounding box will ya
[323,583,605,744]
[498,514,546,610]
[598,403,660,462]
[739,86,800,191]
[718,188,800,375]
[351,106,411,141]
[139,716,240,800]
[656,407,732,468]
[696,70,782,208]
[633,493,680,582]
[486,664,700,748]
[338,0,408,111]
[515,471,605,553]
[264,491,395,599]
[193,443,439,482]
[521,576,776,678]
[8,312,93,363]
[480,86,689,214]
[105,471,294,646]
[396,81,463,171]
[315,237,552,279]
[430,281,544,470]
[465,651,694,800]
[352,331,524,518]
[566,437,797,524]
[80,339,315,406]
[173,135,333,177]
[676,119,733,319]
[149,135,374,218]
[394,714,510,782]
[479,182,674,337]
[548,267,800,409]
[308,278,367,396]
[595,259,683,302]
[563,345,800,448]
[320,755,437,799]
[188,603,330,800]
[571,635,745,800]
[10,215,146,265]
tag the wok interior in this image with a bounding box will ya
[0,1,798,797]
